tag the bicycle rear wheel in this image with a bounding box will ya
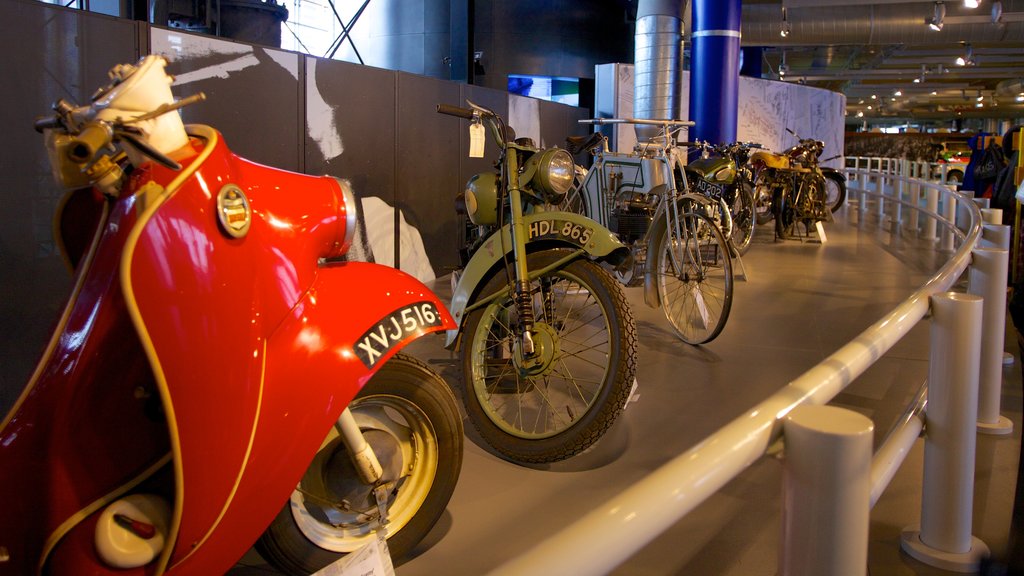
[653,210,733,344]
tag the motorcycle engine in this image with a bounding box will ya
[609,191,656,244]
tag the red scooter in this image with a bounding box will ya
[0,55,463,575]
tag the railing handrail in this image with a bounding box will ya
[488,168,983,576]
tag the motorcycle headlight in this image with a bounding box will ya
[524,148,574,203]
[464,172,499,226]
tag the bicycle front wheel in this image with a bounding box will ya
[653,210,733,344]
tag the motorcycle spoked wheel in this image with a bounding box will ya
[255,354,463,575]
[773,188,797,240]
[823,172,847,213]
[651,210,733,344]
[461,249,637,464]
[754,181,774,225]
[730,181,756,255]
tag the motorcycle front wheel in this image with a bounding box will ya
[754,180,774,225]
[461,249,637,464]
[730,180,756,255]
[651,210,733,344]
[823,171,847,213]
[255,354,463,574]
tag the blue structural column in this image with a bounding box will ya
[689,0,741,145]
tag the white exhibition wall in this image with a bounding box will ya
[596,63,847,169]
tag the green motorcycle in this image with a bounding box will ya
[436,101,637,465]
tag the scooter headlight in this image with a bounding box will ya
[326,177,359,258]
[524,148,574,202]
[464,172,499,226]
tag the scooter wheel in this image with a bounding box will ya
[255,353,463,574]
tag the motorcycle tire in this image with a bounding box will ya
[730,180,756,255]
[823,171,846,213]
[774,189,796,240]
[255,353,464,574]
[461,249,637,464]
[650,209,733,344]
[754,181,774,225]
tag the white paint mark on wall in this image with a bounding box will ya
[306,59,345,159]
[152,31,251,62]
[360,196,435,283]
[266,50,299,81]
[170,53,262,86]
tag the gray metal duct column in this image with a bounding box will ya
[634,0,682,141]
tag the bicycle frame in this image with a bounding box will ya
[575,118,715,302]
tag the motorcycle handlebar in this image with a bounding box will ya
[436,104,475,120]
[67,121,113,164]
[34,116,61,133]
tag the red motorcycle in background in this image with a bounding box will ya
[0,55,463,575]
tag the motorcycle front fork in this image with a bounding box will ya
[336,408,392,525]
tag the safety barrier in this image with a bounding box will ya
[489,167,1013,575]
[846,155,965,187]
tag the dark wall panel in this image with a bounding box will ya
[152,28,303,172]
[0,0,140,415]
[305,58,398,265]
[396,73,462,274]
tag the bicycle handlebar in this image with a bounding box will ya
[436,104,475,119]
[579,117,695,128]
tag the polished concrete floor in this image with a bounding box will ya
[232,209,1023,575]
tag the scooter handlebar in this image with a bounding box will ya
[436,104,475,120]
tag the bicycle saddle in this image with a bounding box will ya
[565,132,604,155]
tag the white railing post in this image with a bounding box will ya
[902,292,989,571]
[877,174,888,221]
[894,162,906,228]
[968,246,1015,435]
[781,406,873,576]
[907,181,921,235]
[941,189,956,252]
[922,187,939,241]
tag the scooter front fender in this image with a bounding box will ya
[161,261,454,574]
[445,211,629,348]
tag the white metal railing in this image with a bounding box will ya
[489,168,1000,575]
[846,155,966,187]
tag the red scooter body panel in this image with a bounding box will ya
[1,128,454,575]
[0,193,170,576]
[122,130,454,573]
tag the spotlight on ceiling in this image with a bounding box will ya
[927,2,946,30]
[1017,93,1024,103]
[955,44,976,66]
[964,0,979,8]
[894,90,903,96]
[780,7,791,37]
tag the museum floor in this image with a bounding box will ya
[231,209,1023,576]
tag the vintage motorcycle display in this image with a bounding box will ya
[568,117,734,345]
[0,55,464,576]
[436,100,637,464]
[750,133,844,240]
[680,140,759,255]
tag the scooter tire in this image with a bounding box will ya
[460,250,637,464]
[255,353,463,574]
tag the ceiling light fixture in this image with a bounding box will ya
[955,44,975,66]
[1017,93,1024,102]
[780,7,791,37]
[779,50,789,77]
[964,0,979,8]
[894,90,903,96]
[927,1,946,30]
[931,90,939,96]
[976,90,984,101]
[992,1,1004,23]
